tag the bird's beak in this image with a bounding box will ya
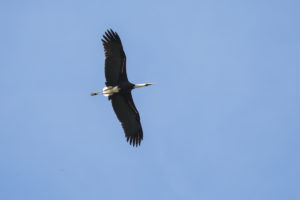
[145,83,155,86]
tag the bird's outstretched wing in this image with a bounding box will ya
[102,29,128,86]
[111,93,143,146]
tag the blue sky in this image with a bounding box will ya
[1,0,300,199]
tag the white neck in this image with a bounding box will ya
[134,83,154,88]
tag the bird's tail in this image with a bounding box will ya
[90,86,118,96]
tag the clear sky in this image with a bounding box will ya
[1,0,299,199]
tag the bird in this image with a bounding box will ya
[91,29,153,147]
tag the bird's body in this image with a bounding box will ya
[91,29,153,147]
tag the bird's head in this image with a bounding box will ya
[134,83,155,88]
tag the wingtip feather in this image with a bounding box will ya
[126,135,142,147]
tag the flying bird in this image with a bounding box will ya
[91,29,153,147]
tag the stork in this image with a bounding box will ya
[91,29,153,147]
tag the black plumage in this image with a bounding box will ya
[101,29,143,146]
[102,30,128,86]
